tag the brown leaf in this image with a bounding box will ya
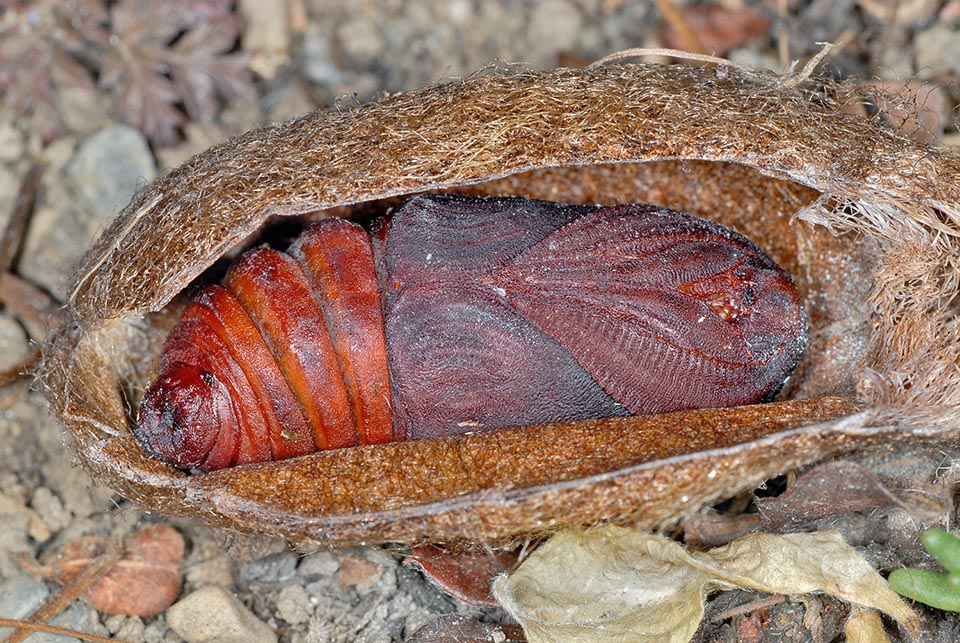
[756,461,912,532]
[660,4,771,56]
[404,545,520,607]
[36,524,184,616]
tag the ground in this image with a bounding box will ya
[1,0,959,641]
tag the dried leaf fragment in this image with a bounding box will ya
[404,545,520,607]
[492,525,918,643]
[29,524,184,616]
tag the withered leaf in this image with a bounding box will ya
[404,545,520,607]
[492,525,918,643]
[659,3,771,56]
[35,524,184,616]
[756,461,908,532]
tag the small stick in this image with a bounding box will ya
[0,272,60,343]
[652,0,707,54]
[4,545,121,643]
[0,161,44,275]
[0,618,130,643]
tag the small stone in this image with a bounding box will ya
[275,584,312,625]
[915,24,960,78]
[167,586,278,643]
[300,24,342,87]
[336,16,385,66]
[526,0,583,67]
[30,487,71,534]
[0,121,25,163]
[0,574,49,631]
[239,550,298,584]
[339,554,381,590]
[65,125,156,219]
[0,314,29,373]
[297,550,340,581]
[114,615,146,641]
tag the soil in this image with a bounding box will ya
[2,1,960,642]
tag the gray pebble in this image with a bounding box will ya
[238,550,298,585]
[300,24,342,87]
[0,575,96,643]
[297,550,341,581]
[0,574,49,628]
[275,584,313,625]
[114,616,146,641]
[915,24,960,79]
[65,125,156,218]
[167,586,277,643]
[0,314,29,373]
[336,16,385,67]
[29,487,71,534]
[526,0,583,67]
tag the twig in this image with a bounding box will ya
[777,0,790,72]
[589,47,760,73]
[0,161,44,276]
[709,594,788,622]
[0,272,61,343]
[652,0,706,54]
[0,618,130,643]
[0,347,40,388]
[4,545,121,643]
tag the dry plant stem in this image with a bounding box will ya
[0,161,44,275]
[651,0,706,54]
[0,272,60,342]
[5,546,122,643]
[709,594,788,622]
[0,619,129,643]
[777,0,790,71]
[0,347,39,387]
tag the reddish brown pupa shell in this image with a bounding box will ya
[135,194,806,471]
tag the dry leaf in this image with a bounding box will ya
[659,3,771,56]
[492,525,918,643]
[32,524,184,616]
[845,606,892,643]
[755,461,908,531]
[404,545,520,607]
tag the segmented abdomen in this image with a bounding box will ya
[135,195,806,471]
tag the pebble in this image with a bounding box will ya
[167,586,278,643]
[0,574,96,642]
[238,550,298,585]
[915,24,960,78]
[30,486,71,534]
[65,124,156,219]
[336,16,386,67]
[20,125,156,298]
[300,24,343,88]
[526,0,583,67]
[296,550,341,581]
[0,314,29,373]
[275,584,313,625]
[0,121,25,163]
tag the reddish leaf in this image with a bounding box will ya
[660,4,771,56]
[34,524,184,616]
[756,461,910,532]
[405,545,520,608]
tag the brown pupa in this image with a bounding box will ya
[134,195,806,471]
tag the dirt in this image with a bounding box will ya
[1,0,959,641]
